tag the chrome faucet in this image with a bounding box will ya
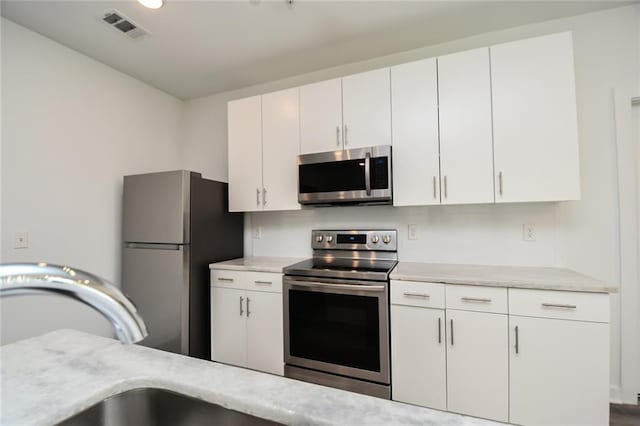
[0,263,148,344]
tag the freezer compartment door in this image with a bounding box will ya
[123,170,191,244]
[122,243,189,354]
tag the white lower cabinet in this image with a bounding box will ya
[446,309,509,422]
[391,304,446,410]
[211,270,284,376]
[211,286,247,367]
[246,290,284,375]
[509,289,609,426]
[390,283,610,425]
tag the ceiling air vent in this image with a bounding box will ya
[101,10,150,39]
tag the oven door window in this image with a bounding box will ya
[298,159,366,194]
[288,289,380,372]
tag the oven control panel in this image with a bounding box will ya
[311,229,397,251]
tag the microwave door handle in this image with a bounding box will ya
[365,152,372,196]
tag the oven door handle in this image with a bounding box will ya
[286,280,385,293]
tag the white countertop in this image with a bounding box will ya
[0,330,499,426]
[390,262,617,293]
[209,257,303,273]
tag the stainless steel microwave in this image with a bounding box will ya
[297,145,392,205]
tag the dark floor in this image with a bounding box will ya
[610,397,640,426]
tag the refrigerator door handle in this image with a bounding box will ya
[125,243,183,251]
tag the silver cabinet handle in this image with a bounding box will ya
[344,124,348,146]
[438,317,442,344]
[450,319,454,346]
[262,188,267,206]
[541,303,577,309]
[403,292,430,299]
[444,176,448,198]
[239,296,244,316]
[364,152,371,196]
[217,277,234,282]
[336,126,341,147]
[515,325,519,354]
[433,176,437,199]
[498,171,503,196]
[246,297,251,317]
[461,297,492,303]
[254,280,272,285]
[256,188,260,206]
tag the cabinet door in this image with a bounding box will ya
[492,32,580,203]
[391,58,441,206]
[510,316,609,426]
[299,78,343,154]
[446,309,508,422]
[438,48,494,205]
[342,68,392,149]
[262,88,301,211]
[391,305,446,410]
[228,96,263,212]
[211,287,247,367]
[246,291,284,376]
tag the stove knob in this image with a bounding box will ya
[382,234,392,244]
[326,235,334,243]
[315,235,324,243]
[371,234,379,244]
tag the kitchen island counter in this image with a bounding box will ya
[1,330,498,426]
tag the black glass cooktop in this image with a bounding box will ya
[284,257,397,281]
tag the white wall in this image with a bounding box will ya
[183,5,639,400]
[0,18,184,344]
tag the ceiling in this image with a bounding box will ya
[1,0,633,99]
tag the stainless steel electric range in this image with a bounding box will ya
[283,229,398,399]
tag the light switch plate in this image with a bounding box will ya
[523,224,536,241]
[408,224,419,240]
[14,232,28,249]
[253,226,262,239]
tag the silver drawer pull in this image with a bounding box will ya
[403,292,430,299]
[217,278,234,282]
[542,303,577,309]
[254,281,272,285]
[461,297,492,303]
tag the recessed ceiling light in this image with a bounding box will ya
[137,0,163,9]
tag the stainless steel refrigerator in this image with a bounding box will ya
[122,170,243,360]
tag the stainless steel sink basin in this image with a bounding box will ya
[56,387,283,426]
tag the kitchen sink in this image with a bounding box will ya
[56,387,283,426]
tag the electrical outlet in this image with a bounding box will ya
[253,226,262,239]
[523,224,536,241]
[408,224,419,240]
[14,232,28,249]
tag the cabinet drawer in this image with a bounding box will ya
[245,272,283,294]
[211,270,247,289]
[509,289,609,323]
[446,285,507,314]
[391,281,445,309]
[212,270,283,293]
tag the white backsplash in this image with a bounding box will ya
[246,202,560,267]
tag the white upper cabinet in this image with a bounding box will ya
[261,88,301,211]
[491,32,580,203]
[299,78,343,154]
[391,58,440,206]
[342,68,392,149]
[228,96,263,212]
[438,48,495,205]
